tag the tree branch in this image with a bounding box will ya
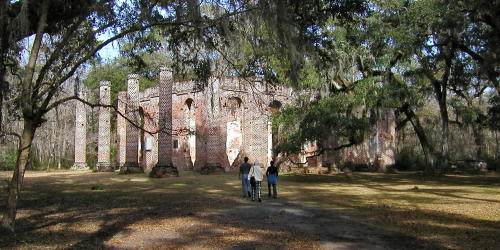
[284,141,357,166]
[33,14,90,97]
[45,95,168,136]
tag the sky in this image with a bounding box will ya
[98,40,120,61]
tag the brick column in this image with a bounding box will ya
[201,77,224,174]
[150,66,178,177]
[120,74,142,173]
[117,92,127,167]
[95,81,113,172]
[242,99,269,168]
[71,90,89,170]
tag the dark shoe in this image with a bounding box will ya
[252,199,255,201]
[243,195,247,198]
[258,198,262,202]
[273,196,277,199]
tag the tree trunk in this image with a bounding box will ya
[437,96,450,173]
[0,0,9,132]
[403,105,439,175]
[1,0,48,232]
[1,119,36,232]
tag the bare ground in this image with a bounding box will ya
[0,170,498,249]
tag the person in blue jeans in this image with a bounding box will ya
[266,161,278,198]
[239,157,252,198]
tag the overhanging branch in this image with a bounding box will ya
[45,95,166,136]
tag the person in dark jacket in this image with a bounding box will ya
[266,161,278,198]
[239,157,252,198]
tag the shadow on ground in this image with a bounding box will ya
[0,171,497,249]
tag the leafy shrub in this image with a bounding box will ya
[0,147,18,171]
[395,147,426,171]
[110,145,117,169]
[486,157,499,171]
[90,185,103,190]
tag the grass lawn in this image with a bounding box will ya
[0,170,499,249]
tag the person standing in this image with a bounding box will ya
[266,161,278,198]
[239,157,252,198]
[248,160,263,202]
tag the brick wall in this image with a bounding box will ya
[115,75,295,172]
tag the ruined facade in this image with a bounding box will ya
[115,68,295,173]
[73,68,397,173]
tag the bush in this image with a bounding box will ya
[110,144,117,169]
[395,147,426,171]
[30,156,47,170]
[91,185,104,190]
[486,157,499,171]
[0,147,17,171]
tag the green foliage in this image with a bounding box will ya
[29,155,46,170]
[90,185,104,191]
[110,145,117,169]
[486,157,499,171]
[83,51,166,105]
[452,103,481,125]
[395,147,426,171]
[0,147,17,171]
[86,144,97,172]
[84,61,128,105]
[273,90,375,155]
[487,95,500,131]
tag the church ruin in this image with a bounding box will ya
[72,67,397,175]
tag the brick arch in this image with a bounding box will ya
[223,96,244,168]
[268,100,282,113]
[183,97,196,169]
[227,96,242,106]
[224,96,243,121]
[185,98,194,109]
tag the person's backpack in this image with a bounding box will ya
[250,176,256,186]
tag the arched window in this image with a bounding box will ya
[183,98,196,167]
[268,100,282,113]
[185,98,194,110]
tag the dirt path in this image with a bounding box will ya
[221,198,424,250]
[105,195,432,250]
[102,182,433,249]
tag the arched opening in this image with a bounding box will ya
[268,100,282,113]
[186,98,193,110]
[226,97,242,118]
[184,98,196,168]
[226,97,243,166]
